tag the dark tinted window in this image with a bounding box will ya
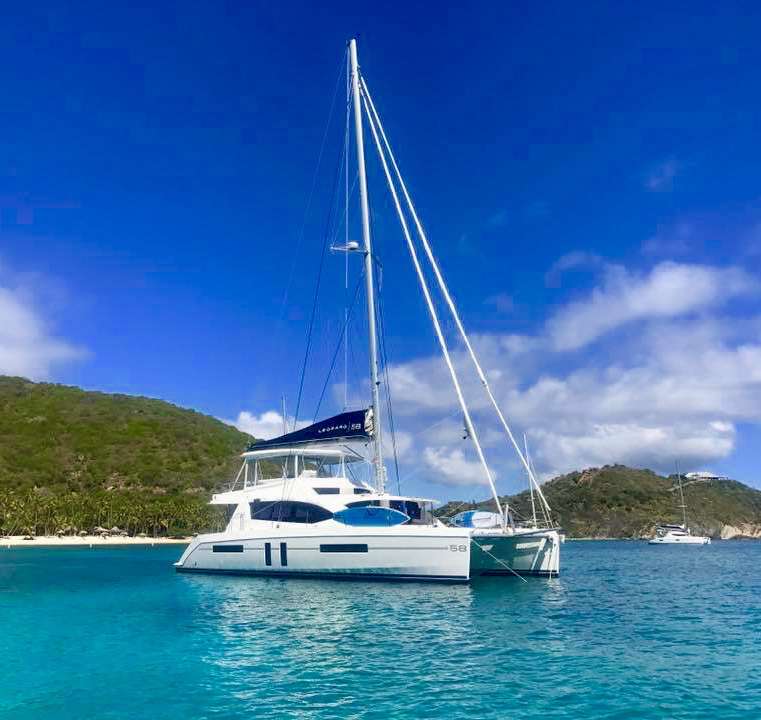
[346,500,380,508]
[353,487,371,495]
[213,544,243,553]
[250,500,332,524]
[391,500,421,520]
[314,488,340,495]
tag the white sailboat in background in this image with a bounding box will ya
[175,39,561,582]
[649,468,711,545]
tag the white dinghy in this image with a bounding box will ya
[175,39,561,582]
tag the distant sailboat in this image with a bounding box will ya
[649,468,710,545]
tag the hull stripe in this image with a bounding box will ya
[476,569,559,577]
[176,567,469,583]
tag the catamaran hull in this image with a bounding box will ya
[648,536,711,545]
[469,530,561,577]
[175,528,561,581]
[175,530,471,582]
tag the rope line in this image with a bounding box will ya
[471,537,528,583]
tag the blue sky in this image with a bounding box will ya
[2,2,761,495]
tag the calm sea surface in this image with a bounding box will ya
[1,541,759,719]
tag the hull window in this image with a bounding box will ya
[212,545,243,553]
[320,544,369,553]
[264,542,272,566]
[346,500,380,508]
[280,542,288,566]
[250,500,333,524]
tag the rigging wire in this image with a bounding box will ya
[312,270,366,422]
[373,246,402,495]
[292,105,351,430]
[364,141,402,494]
[276,51,347,329]
[359,78,504,517]
[361,76,552,520]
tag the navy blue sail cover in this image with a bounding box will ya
[246,408,373,451]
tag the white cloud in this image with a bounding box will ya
[530,421,735,481]
[0,279,85,380]
[645,158,679,191]
[545,251,603,287]
[226,410,319,440]
[377,428,414,462]
[546,262,756,351]
[229,254,761,492]
[378,257,761,488]
[227,410,290,439]
[387,360,460,413]
[423,446,492,487]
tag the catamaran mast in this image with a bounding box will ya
[349,38,385,492]
[676,462,688,529]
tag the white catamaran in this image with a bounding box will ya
[175,39,561,582]
[649,470,710,545]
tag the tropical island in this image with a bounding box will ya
[437,466,761,540]
[2,375,760,541]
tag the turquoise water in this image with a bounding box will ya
[1,541,759,719]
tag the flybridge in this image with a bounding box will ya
[245,408,373,452]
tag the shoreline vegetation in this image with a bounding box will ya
[0,490,224,539]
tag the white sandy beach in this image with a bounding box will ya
[1,535,190,548]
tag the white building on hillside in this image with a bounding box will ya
[684,471,729,482]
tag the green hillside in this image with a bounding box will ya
[3,377,760,539]
[0,376,252,536]
[438,465,761,538]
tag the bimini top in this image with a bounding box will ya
[241,445,365,462]
[245,408,373,452]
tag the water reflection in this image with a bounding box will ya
[170,543,761,719]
